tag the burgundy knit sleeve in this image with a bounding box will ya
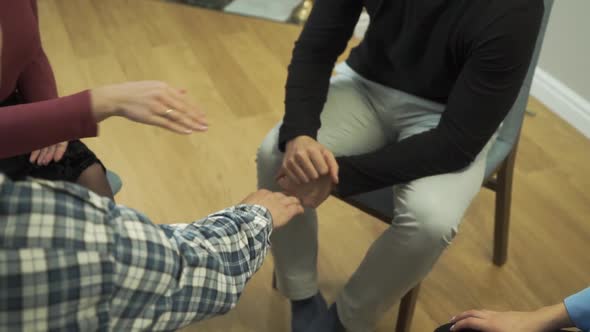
[0,0,98,159]
[0,91,98,158]
[17,0,59,102]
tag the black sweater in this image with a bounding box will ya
[279,0,544,196]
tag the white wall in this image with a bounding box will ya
[532,0,590,138]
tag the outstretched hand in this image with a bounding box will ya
[90,81,208,135]
[241,190,304,228]
[449,304,572,332]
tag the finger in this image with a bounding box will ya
[53,143,68,162]
[37,148,49,166]
[29,149,41,163]
[147,115,194,135]
[451,317,487,331]
[167,87,208,126]
[43,145,57,165]
[282,164,302,185]
[309,149,329,176]
[287,159,309,183]
[295,152,319,180]
[451,310,487,323]
[322,149,339,183]
[162,92,207,131]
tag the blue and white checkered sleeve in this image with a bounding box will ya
[109,204,273,331]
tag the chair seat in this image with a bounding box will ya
[106,170,123,195]
[485,139,514,179]
[344,188,395,221]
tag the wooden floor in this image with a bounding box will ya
[38,1,590,331]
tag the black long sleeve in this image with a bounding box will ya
[279,0,363,150]
[280,0,545,196]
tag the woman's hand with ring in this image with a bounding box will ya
[90,81,208,134]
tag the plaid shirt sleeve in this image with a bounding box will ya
[0,174,273,331]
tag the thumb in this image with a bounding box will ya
[322,149,339,184]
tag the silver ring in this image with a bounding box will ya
[165,109,175,116]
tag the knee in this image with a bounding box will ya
[77,163,114,199]
[256,127,283,188]
[79,163,107,180]
[400,193,460,247]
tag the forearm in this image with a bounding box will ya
[279,0,362,150]
[335,127,473,196]
[2,174,274,330]
[110,204,273,330]
[0,92,97,158]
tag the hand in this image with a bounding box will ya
[29,142,68,166]
[450,304,572,332]
[240,190,304,228]
[278,175,333,208]
[90,81,208,135]
[278,135,339,185]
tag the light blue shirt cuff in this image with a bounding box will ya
[564,287,590,332]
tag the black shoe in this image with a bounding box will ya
[291,293,328,332]
[306,303,346,332]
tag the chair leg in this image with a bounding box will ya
[272,270,277,290]
[493,149,517,266]
[395,284,421,332]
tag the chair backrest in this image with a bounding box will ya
[484,0,555,178]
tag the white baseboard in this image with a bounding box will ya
[531,68,590,139]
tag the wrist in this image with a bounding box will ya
[534,303,572,331]
[287,135,313,149]
[89,88,118,122]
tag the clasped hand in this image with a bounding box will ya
[276,136,339,208]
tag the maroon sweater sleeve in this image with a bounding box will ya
[0,0,98,158]
[0,91,97,159]
[17,0,58,102]
[17,51,59,102]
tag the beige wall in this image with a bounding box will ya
[538,0,590,101]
